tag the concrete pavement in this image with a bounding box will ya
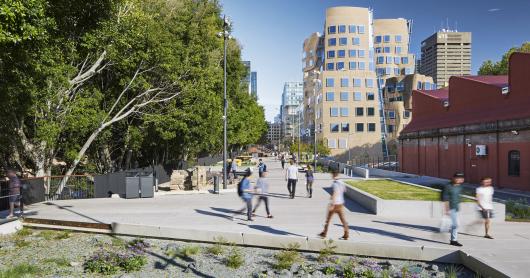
[23,158,530,277]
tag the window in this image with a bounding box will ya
[338,138,348,149]
[353,78,362,87]
[358,62,365,70]
[352,37,360,45]
[328,26,336,34]
[387,125,394,133]
[357,25,365,34]
[383,47,391,53]
[367,107,375,116]
[340,78,349,87]
[327,50,335,59]
[354,92,362,101]
[326,63,334,71]
[386,56,393,64]
[326,92,335,101]
[383,35,390,42]
[328,38,336,46]
[508,150,520,176]
[417,81,423,89]
[337,49,346,58]
[348,25,356,33]
[330,124,339,133]
[375,47,382,53]
[375,36,382,43]
[394,57,401,64]
[376,68,385,75]
[336,62,345,70]
[377,57,385,64]
[356,107,364,116]
[402,57,409,64]
[339,37,348,46]
[338,25,346,33]
[395,35,402,42]
[367,92,375,100]
[326,78,334,87]
[395,46,402,54]
[368,123,376,132]
[330,107,339,117]
[349,62,357,70]
[358,50,365,58]
[394,68,400,75]
[341,123,350,132]
[365,79,374,88]
[388,110,396,119]
[328,138,337,148]
[348,50,356,57]
[340,107,349,117]
[340,92,349,101]
[386,67,392,75]
[403,110,410,118]
[405,67,413,74]
[356,123,364,132]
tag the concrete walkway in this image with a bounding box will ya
[23,158,530,277]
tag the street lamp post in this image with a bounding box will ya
[218,16,231,190]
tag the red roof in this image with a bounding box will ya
[417,88,449,100]
[459,75,509,88]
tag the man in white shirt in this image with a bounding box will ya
[285,160,298,199]
[319,169,349,240]
[476,177,494,239]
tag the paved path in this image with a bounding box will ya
[25,158,530,277]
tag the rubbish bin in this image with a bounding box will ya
[213,176,219,194]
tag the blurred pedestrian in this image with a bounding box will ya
[443,172,464,247]
[476,177,494,239]
[319,169,349,240]
[230,158,238,183]
[305,165,314,198]
[6,169,23,218]
[253,170,273,218]
[257,159,267,177]
[285,160,298,199]
[281,155,286,169]
[236,169,253,221]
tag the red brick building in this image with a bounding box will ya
[399,52,530,191]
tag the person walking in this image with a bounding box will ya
[443,172,465,247]
[285,160,298,199]
[280,155,286,169]
[476,177,494,239]
[305,165,314,198]
[319,169,349,240]
[6,169,23,218]
[237,169,253,221]
[257,158,267,177]
[230,158,238,183]
[252,170,273,218]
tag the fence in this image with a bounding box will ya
[350,155,399,172]
[0,175,94,210]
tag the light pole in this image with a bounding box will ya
[312,76,322,172]
[218,16,231,190]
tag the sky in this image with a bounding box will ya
[220,0,530,121]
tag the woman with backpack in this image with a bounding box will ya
[237,169,254,221]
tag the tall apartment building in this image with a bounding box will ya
[242,61,258,98]
[419,31,471,88]
[280,82,304,141]
[303,7,419,160]
[266,122,282,148]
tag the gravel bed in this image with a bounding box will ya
[0,229,476,277]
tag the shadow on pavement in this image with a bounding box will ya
[150,250,214,278]
[239,223,306,237]
[42,202,106,224]
[372,220,439,232]
[194,209,233,220]
[339,224,447,244]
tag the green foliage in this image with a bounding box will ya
[207,236,228,256]
[15,227,33,237]
[180,245,201,257]
[445,265,460,278]
[225,246,244,269]
[0,263,40,278]
[506,199,530,220]
[55,230,72,240]
[323,265,336,275]
[478,42,530,75]
[14,239,30,248]
[342,260,356,278]
[274,243,303,270]
[43,257,70,268]
[84,250,147,275]
[362,269,376,278]
[38,230,56,240]
[111,237,127,248]
[318,239,337,263]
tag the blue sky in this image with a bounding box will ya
[220,0,530,121]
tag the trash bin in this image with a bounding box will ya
[213,176,219,194]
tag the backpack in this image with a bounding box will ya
[237,178,245,197]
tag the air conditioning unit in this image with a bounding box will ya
[476,145,488,156]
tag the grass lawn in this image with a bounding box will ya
[346,180,473,202]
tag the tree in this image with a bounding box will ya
[478,42,530,75]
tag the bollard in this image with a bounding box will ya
[213,176,219,194]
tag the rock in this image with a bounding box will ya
[165,243,178,251]
[69,262,80,267]
[279,269,291,278]
[290,263,300,273]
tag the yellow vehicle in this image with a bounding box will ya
[227,158,242,167]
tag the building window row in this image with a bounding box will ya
[329,122,377,135]
[376,56,409,65]
[374,35,402,44]
[328,25,365,35]
[328,37,362,47]
[329,106,376,117]
[326,78,375,88]
[375,46,403,54]
[326,92,375,102]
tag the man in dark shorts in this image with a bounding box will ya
[7,169,23,218]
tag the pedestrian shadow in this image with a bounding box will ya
[149,249,214,278]
[265,192,295,199]
[322,187,369,214]
[194,209,233,220]
[41,202,106,224]
[239,223,305,237]
[210,207,240,214]
[372,220,439,232]
[337,224,446,244]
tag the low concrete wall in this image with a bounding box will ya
[353,167,369,179]
[367,168,418,178]
[345,179,505,222]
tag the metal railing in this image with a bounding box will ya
[350,155,399,172]
[38,175,95,200]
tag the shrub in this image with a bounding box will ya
[225,247,244,269]
[15,227,33,237]
[111,237,126,248]
[38,230,56,240]
[274,243,302,270]
[318,239,337,263]
[207,237,228,256]
[180,245,200,258]
[506,199,530,220]
[323,265,335,275]
[55,230,72,240]
[43,257,70,268]
[84,250,147,275]
[342,260,356,278]
[14,239,30,248]
[0,263,40,278]
[445,265,462,278]
[127,238,151,254]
